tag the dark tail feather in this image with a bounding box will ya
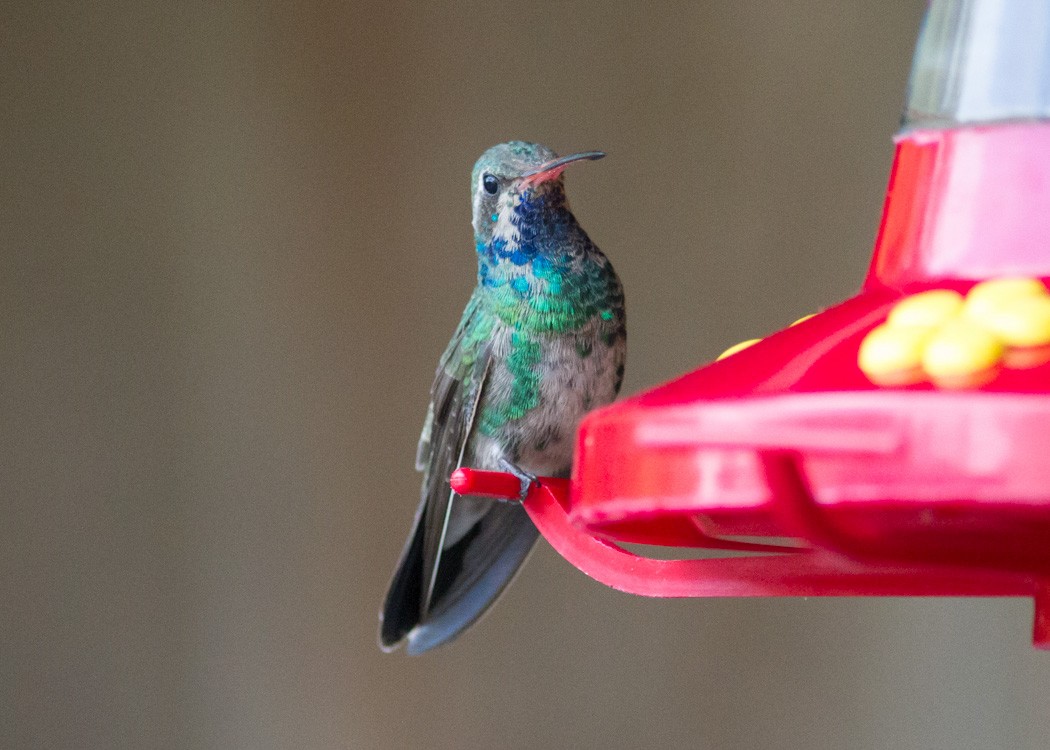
[379,507,426,651]
[408,501,538,654]
[379,500,539,655]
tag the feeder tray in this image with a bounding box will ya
[454,1,1050,648]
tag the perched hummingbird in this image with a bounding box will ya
[379,141,626,654]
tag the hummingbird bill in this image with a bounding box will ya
[380,141,626,654]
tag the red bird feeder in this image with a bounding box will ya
[454,1,1050,647]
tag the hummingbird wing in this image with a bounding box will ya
[418,344,491,612]
[381,295,537,653]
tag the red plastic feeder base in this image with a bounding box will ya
[457,122,1050,649]
[453,466,1050,650]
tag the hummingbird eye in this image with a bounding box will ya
[482,173,499,195]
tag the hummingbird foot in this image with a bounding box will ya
[498,459,538,502]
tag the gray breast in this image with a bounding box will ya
[470,318,624,477]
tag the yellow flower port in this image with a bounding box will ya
[858,278,1050,388]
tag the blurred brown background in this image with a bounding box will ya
[4,1,1050,748]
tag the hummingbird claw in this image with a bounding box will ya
[498,459,538,502]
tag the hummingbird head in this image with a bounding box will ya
[470,141,604,243]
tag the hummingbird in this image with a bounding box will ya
[379,141,626,654]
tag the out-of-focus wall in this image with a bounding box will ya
[4,2,1049,748]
